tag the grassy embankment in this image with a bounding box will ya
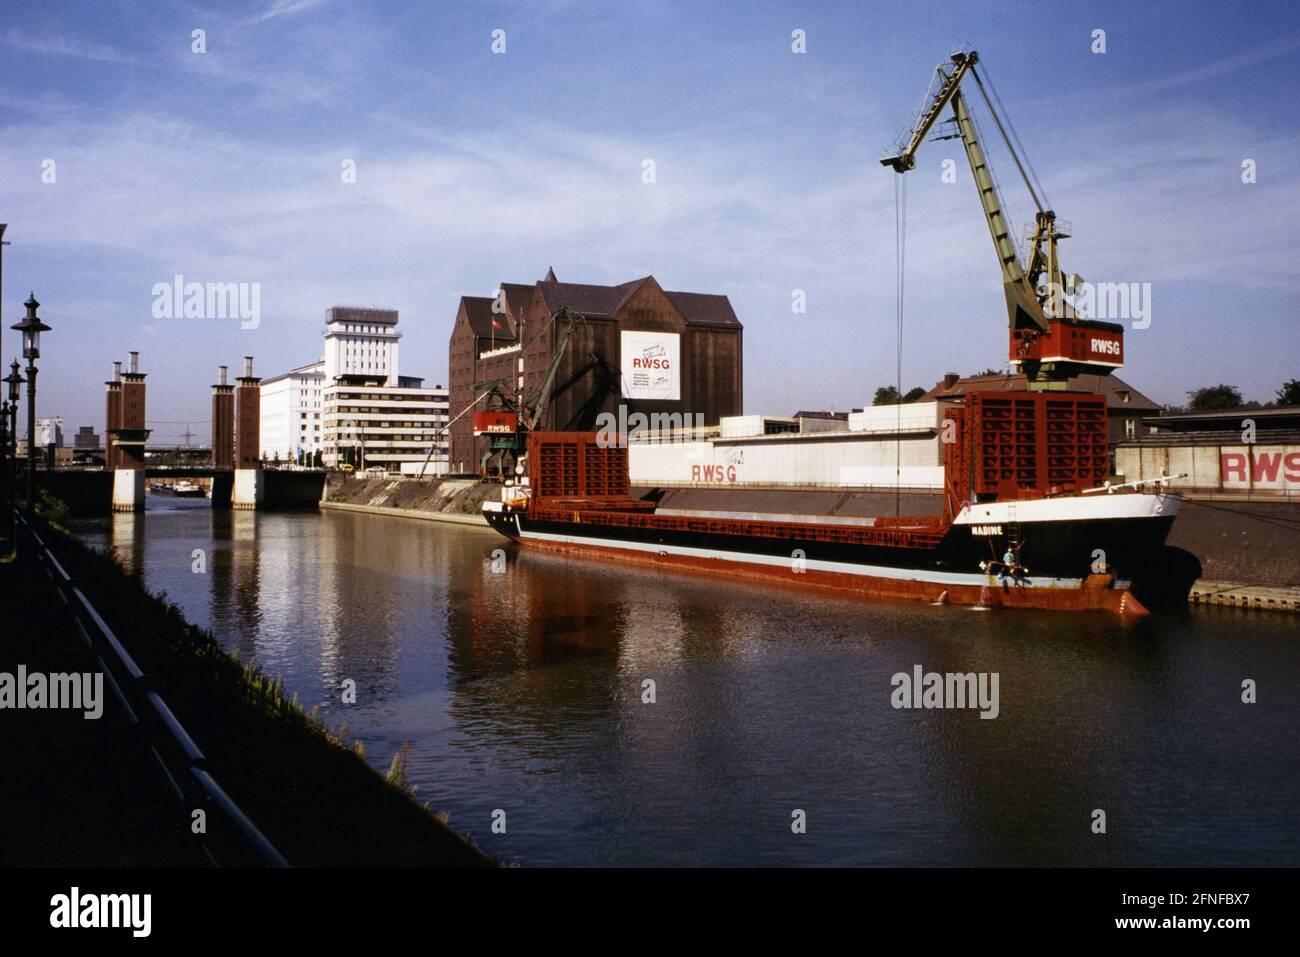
[4,495,494,867]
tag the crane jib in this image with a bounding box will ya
[880,49,1124,388]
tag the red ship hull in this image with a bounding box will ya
[507,526,1150,615]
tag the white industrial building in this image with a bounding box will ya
[262,306,449,473]
[260,362,325,462]
[322,306,401,385]
[628,403,945,489]
[323,379,449,473]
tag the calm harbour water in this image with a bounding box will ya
[75,497,1300,867]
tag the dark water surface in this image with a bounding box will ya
[75,498,1300,867]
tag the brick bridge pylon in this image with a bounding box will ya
[105,352,150,512]
[232,356,262,509]
[104,353,262,511]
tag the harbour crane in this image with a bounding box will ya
[881,49,1125,389]
[470,306,588,478]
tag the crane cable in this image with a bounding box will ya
[977,62,1051,212]
[970,64,1046,215]
[894,172,907,517]
[415,386,497,479]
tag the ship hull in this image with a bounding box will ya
[483,494,1179,616]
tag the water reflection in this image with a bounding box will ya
[74,502,1300,867]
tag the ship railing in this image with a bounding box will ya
[11,509,290,868]
[1081,472,1188,495]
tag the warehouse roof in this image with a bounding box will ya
[1140,406,1300,432]
[458,295,516,340]
[1118,428,1300,446]
[462,271,741,341]
[663,290,741,327]
[498,282,533,331]
[536,274,741,328]
[537,280,633,318]
[921,371,1161,411]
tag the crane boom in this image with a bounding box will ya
[524,307,583,430]
[881,50,1125,390]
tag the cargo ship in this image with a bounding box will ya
[483,393,1183,616]
[481,49,1193,613]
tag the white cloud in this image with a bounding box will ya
[1130,33,1300,94]
[245,0,333,26]
[5,78,1299,425]
[2,28,140,64]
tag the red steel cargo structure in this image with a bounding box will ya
[527,431,648,511]
[943,392,1108,516]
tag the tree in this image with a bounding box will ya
[873,385,900,406]
[1277,379,1300,407]
[903,386,928,402]
[975,367,1004,377]
[1187,384,1243,411]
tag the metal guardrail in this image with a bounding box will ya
[12,509,290,868]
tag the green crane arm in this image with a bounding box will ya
[881,50,1052,336]
[880,51,978,176]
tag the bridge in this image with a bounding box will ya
[40,468,326,514]
[98,352,322,512]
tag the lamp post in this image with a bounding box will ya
[2,361,20,515]
[12,293,50,516]
[4,360,20,464]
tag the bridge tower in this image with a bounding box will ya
[233,356,262,509]
[207,364,237,508]
[104,360,122,471]
[109,351,150,512]
[212,365,235,470]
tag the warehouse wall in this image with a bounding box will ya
[1116,443,1300,496]
[629,433,944,489]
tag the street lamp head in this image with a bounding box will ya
[11,292,50,360]
[4,359,22,402]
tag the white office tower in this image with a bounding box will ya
[322,307,401,387]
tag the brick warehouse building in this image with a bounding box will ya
[448,269,743,475]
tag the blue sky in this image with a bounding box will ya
[2,0,1298,441]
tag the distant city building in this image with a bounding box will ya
[262,306,449,472]
[17,437,73,467]
[73,425,101,450]
[35,416,65,448]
